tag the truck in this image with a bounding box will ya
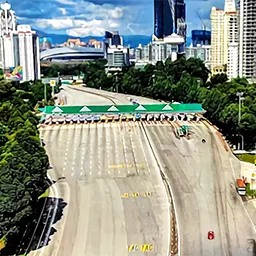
[236,178,246,196]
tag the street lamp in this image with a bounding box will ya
[232,133,245,150]
[114,72,118,93]
[236,92,244,125]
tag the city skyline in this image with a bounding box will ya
[6,0,225,37]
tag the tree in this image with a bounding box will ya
[0,80,49,253]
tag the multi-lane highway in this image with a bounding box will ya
[143,121,256,255]
[36,85,256,256]
[41,122,171,256]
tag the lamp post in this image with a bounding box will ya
[114,72,118,93]
[232,133,244,150]
[236,92,244,125]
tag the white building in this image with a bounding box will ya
[0,2,40,81]
[238,0,256,80]
[17,25,40,81]
[224,0,238,79]
[135,33,184,65]
[186,44,211,70]
[210,0,239,79]
[105,45,130,73]
[210,7,225,74]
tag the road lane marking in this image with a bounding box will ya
[121,192,155,198]
[128,244,154,253]
[108,163,146,168]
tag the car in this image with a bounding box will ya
[208,231,214,240]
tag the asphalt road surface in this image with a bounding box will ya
[38,87,256,256]
[143,120,256,256]
[41,122,170,256]
[58,85,162,106]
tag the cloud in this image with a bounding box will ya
[11,0,216,36]
[55,0,76,5]
[67,27,105,37]
[59,8,67,15]
[36,18,101,30]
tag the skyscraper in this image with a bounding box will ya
[154,0,175,39]
[0,2,40,81]
[223,0,238,79]
[238,0,256,79]
[17,25,40,81]
[174,0,186,37]
[210,7,225,74]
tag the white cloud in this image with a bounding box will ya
[59,8,67,15]
[108,20,120,29]
[35,18,101,30]
[66,27,105,37]
[109,7,123,19]
[55,0,76,5]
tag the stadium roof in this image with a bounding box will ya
[40,47,104,61]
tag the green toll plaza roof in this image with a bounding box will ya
[42,103,205,115]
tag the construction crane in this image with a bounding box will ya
[196,11,208,31]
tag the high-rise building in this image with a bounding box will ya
[154,0,175,39]
[210,0,239,79]
[210,7,225,74]
[0,1,16,68]
[238,0,256,79]
[17,25,40,81]
[104,31,123,59]
[0,2,40,81]
[174,0,186,52]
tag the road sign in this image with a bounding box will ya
[108,106,119,111]
[50,80,56,87]
[43,103,205,115]
[79,106,91,112]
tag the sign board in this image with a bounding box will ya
[50,80,56,87]
[44,103,205,115]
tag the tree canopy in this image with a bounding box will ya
[0,80,49,253]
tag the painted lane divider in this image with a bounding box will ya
[121,192,155,198]
[128,244,154,253]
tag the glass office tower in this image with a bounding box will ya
[154,0,174,39]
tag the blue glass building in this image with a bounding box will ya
[191,30,211,47]
[154,0,174,39]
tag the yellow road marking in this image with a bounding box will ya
[128,244,154,253]
[121,192,154,198]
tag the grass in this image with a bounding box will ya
[236,153,256,164]
[246,183,256,197]
[38,188,49,200]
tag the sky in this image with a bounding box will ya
[7,0,225,37]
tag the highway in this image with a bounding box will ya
[41,122,170,256]
[59,85,162,105]
[37,86,256,256]
[38,88,171,256]
[143,120,256,256]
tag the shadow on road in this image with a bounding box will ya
[1,196,67,256]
